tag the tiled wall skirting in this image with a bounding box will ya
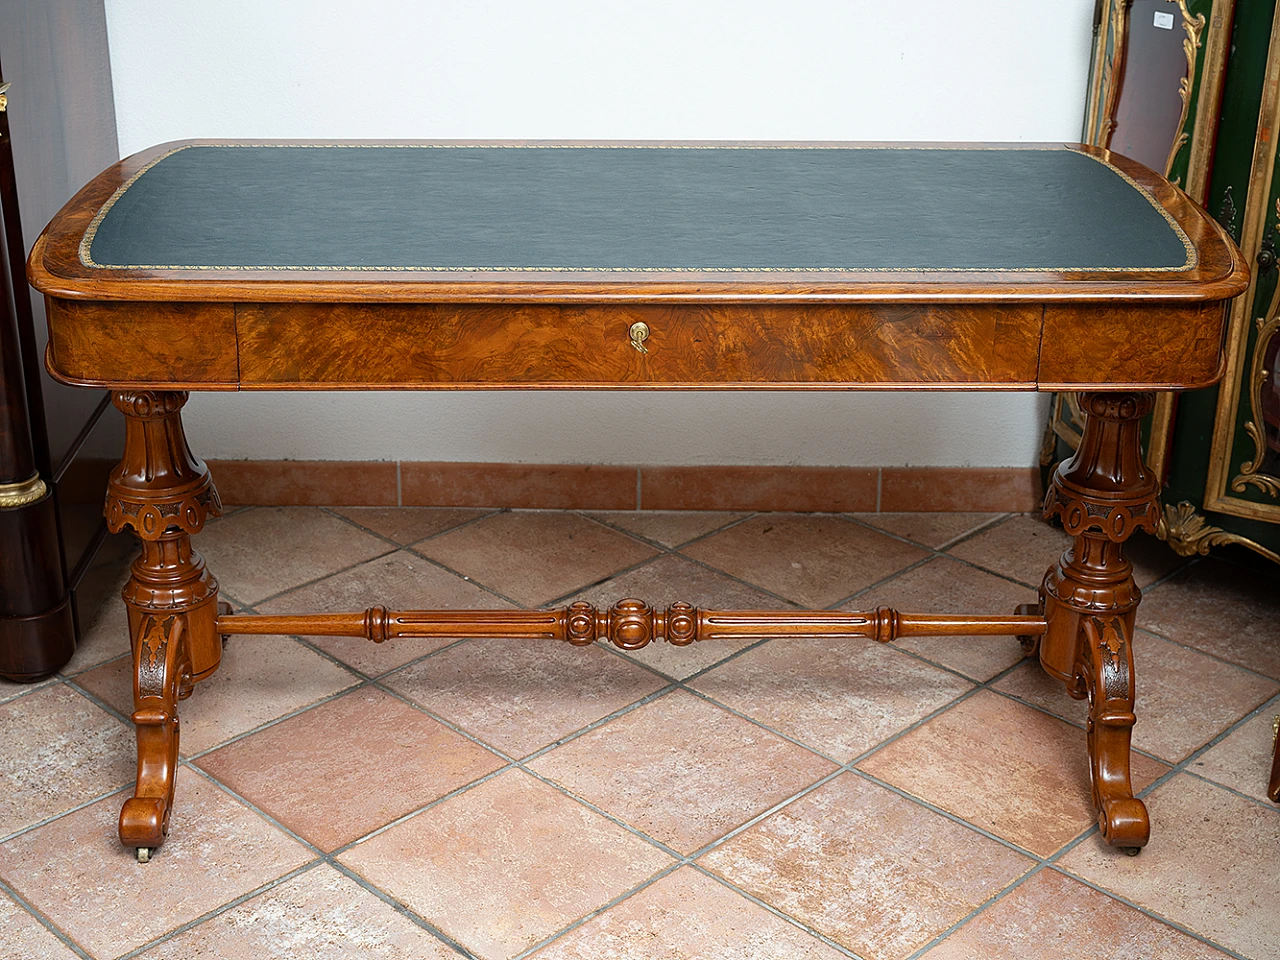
[186,461,1043,513]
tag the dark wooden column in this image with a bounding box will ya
[0,75,74,682]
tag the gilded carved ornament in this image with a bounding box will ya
[1156,501,1280,562]
[1227,198,1280,499]
[1095,0,1130,147]
[1162,0,1207,179]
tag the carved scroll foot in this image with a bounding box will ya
[1081,614,1149,853]
[120,613,191,860]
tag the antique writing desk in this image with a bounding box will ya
[28,141,1247,863]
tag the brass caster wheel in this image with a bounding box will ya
[1121,846,1141,857]
[136,847,153,864]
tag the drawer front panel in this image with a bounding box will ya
[236,301,1042,388]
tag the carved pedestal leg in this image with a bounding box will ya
[1040,392,1160,852]
[106,392,221,861]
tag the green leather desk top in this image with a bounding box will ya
[81,143,1194,275]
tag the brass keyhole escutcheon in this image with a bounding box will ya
[629,321,650,354]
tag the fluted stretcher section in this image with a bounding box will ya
[216,599,1047,651]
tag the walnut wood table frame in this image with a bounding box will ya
[28,140,1248,863]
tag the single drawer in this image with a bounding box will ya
[236,301,1042,388]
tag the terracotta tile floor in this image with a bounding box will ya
[2,506,1278,960]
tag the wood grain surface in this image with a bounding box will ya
[234,301,1042,388]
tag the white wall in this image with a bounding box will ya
[102,0,1095,466]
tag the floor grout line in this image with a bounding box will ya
[900,863,1050,960]
[326,859,478,958]
[506,862,686,960]
[1041,861,1258,960]
[0,873,96,960]
[110,860,329,960]
[685,864,870,960]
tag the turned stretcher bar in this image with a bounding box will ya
[216,602,1048,649]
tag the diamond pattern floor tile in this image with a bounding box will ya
[700,772,1032,960]
[858,690,1169,856]
[0,888,83,960]
[129,863,461,960]
[0,684,134,838]
[194,506,392,604]
[919,867,1234,959]
[528,690,837,853]
[852,512,1003,549]
[690,637,973,761]
[1137,559,1280,679]
[944,514,1068,587]
[255,549,517,677]
[994,629,1279,762]
[683,514,929,608]
[0,675,57,706]
[530,866,849,959]
[0,678,56,709]
[585,510,747,547]
[56,562,133,678]
[417,510,659,605]
[946,517,1183,591]
[1,504,1267,960]
[196,688,505,851]
[1122,531,1188,590]
[383,636,666,758]
[864,555,1036,680]
[339,769,673,960]
[75,635,360,755]
[1059,774,1280,960]
[0,769,312,959]
[1189,694,1280,804]
[328,505,493,544]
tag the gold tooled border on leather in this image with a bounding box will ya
[79,143,1198,274]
